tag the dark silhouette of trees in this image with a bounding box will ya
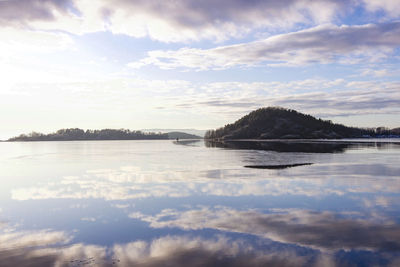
[8,128,169,141]
[204,107,378,140]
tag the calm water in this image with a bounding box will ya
[0,140,400,266]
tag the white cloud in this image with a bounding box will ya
[0,229,70,250]
[128,22,400,69]
[0,28,73,55]
[171,79,400,120]
[113,235,314,267]
[0,0,74,27]
[132,207,400,251]
[2,223,397,266]
[0,225,311,266]
[0,0,351,42]
[11,154,400,201]
[363,0,400,18]
[1,0,399,45]
[359,68,392,77]
[0,222,108,267]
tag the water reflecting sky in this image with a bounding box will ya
[1,140,400,266]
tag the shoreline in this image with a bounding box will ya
[205,138,400,144]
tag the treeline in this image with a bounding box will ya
[8,128,169,141]
[205,107,383,140]
[375,127,400,136]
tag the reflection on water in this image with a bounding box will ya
[0,228,106,267]
[205,140,354,153]
[244,163,313,169]
[1,140,400,266]
[173,139,203,147]
[132,207,400,251]
[205,139,400,153]
[0,226,318,267]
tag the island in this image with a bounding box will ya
[8,128,202,141]
[205,107,399,140]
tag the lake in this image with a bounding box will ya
[1,139,400,266]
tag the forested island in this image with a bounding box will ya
[8,128,201,141]
[7,107,399,141]
[205,107,400,140]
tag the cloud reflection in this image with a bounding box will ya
[0,223,107,267]
[113,235,315,267]
[0,230,316,267]
[131,207,400,251]
[1,211,400,266]
[0,219,317,267]
[11,161,400,201]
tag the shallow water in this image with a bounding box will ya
[0,140,400,266]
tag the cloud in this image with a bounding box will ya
[363,0,400,18]
[0,229,71,250]
[0,0,350,42]
[0,0,74,28]
[113,235,314,267]
[128,22,400,69]
[1,0,399,44]
[270,86,400,117]
[84,0,348,42]
[0,242,107,267]
[170,80,400,119]
[0,219,313,267]
[0,228,99,267]
[1,221,398,266]
[2,75,400,137]
[132,207,400,251]
[11,152,400,201]
[0,222,108,267]
[0,227,314,267]
[0,28,73,55]
[360,68,391,77]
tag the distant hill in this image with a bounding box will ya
[389,127,400,135]
[142,128,206,136]
[205,107,375,140]
[7,128,203,142]
[8,128,169,141]
[167,132,202,139]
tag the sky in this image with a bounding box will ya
[1,0,400,139]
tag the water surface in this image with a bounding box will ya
[0,140,400,266]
